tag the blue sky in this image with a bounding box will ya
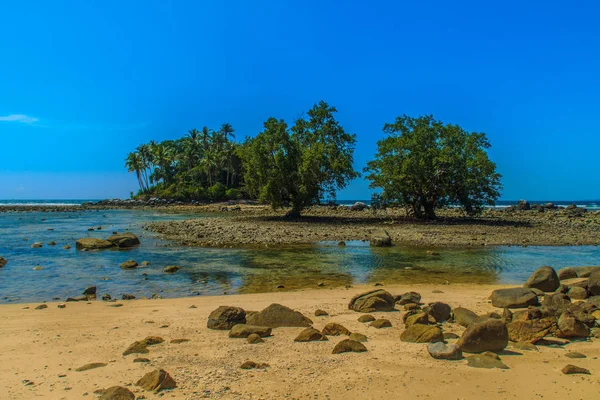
[1,0,599,200]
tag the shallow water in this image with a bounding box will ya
[1,209,599,303]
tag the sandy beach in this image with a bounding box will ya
[1,282,599,400]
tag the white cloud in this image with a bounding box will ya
[0,114,39,124]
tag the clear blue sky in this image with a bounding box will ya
[1,0,599,200]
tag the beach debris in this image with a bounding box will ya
[349,332,368,342]
[75,238,114,250]
[247,333,265,344]
[561,364,591,375]
[401,324,443,343]
[229,324,272,338]
[490,287,539,308]
[98,386,135,400]
[370,319,392,328]
[322,322,351,336]
[458,319,508,353]
[106,232,140,248]
[395,291,422,305]
[119,260,138,269]
[163,265,180,273]
[357,314,376,323]
[245,303,312,328]
[427,342,462,360]
[75,362,107,372]
[136,369,176,391]
[523,266,560,292]
[466,354,509,369]
[332,339,367,354]
[428,302,452,322]
[369,229,392,247]
[314,309,328,316]
[295,327,328,342]
[348,289,395,312]
[207,306,247,330]
[240,361,270,369]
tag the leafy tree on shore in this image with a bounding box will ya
[241,101,358,216]
[365,115,502,219]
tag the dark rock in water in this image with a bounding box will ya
[247,334,265,344]
[47,241,56,246]
[565,352,586,359]
[119,260,138,269]
[83,286,97,296]
[491,288,539,308]
[332,339,367,354]
[99,386,135,400]
[459,319,508,353]
[31,242,43,248]
[542,293,571,316]
[349,332,368,342]
[0,257,8,268]
[523,266,560,292]
[76,238,114,250]
[322,322,351,336]
[429,302,452,322]
[133,358,150,363]
[163,265,180,273]
[122,294,136,300]
[141,261,151,266]
[358,314,376,323]
[401,324,443,343]
[561,364,590,375]
[349,289,395,312]
[295,327,327,342]
[245,303,312,328]
[75,362,107,372]
[240,361,270,369]
[396,291,422,305]
[314,309,328,317]
[507,317,556,343]
[101,293,112,301]
[106,232,140,248]
[466,354,509,369]
[228,324,272,338]
[557,267,578,280]
[453,307,479,328]
[557,312,590,338]
[588,270,600,296]
[370,230,392,247]
[35,304,48,310]
[207,306,246,330]
[427,342,462,360]
[370,319,392,328]
[136,369,176,391]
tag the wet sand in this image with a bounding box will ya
[1,283,598,400]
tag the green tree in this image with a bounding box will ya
[365,115,502,219]
[241,101,358,216]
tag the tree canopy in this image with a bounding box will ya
[365,115,502,219]
[240,101,358,216]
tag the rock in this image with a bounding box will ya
[567,302,597,326]
[245,303,312,328]
[370,230,392,247]
[491,287,539,308]
[400,324,443,343]
[123,341,149,356]
[119,260,138,269]
[57,304,66,308]
[542,293,572,316]
[106,232,140,248]
[561,364,590,375]
[62,245,71,250]
[396,291,422,305]
[443,332,460,340]
[591,328,600,338]
[31,242,43,248]
[207,306,246,330]
[404,303,421,311]
[588,296,600,307]
[247,333,265,344]
[35,304,48,310]
[458,319,508,353]
[350,202,368,211]
[558,267,578,280]
[163,265,180,273]
[133,358,150,363]
[561,277,589,289]
[523,266,560,292]
[507,317,556,343]
[557,312,590,338]
[136,369,176,392]
[0,257,7,268]
[75,238,114,250]
[427,342,462,360]
[122,294,135,300]
[405,312,431,327]
[332,339,367,354]
[370,319,392,328]
[48,241,56,246]
[322,323,351,336]
[229,324,272,338]
[358,314,376,323]
[295,327,328,342]
[240,361,270,369]
[348,289,395,312]
[349,332,367,342]
[429,302,452,322]
[516,199,530,210]
[170,338,189,344]
[314,309,328,316]
[83,286,97,296]
[99,386,135,400]
[565,352,586,359]
[75,362,107,372]
[568,287,588,300]
[512,307,543,322]
[588,270,600,296]
[511,342,538,351]
[453,307,479,328]
[466,354,509,369]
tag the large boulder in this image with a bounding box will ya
[295,327,328,342]
[458,319,508,353]
[321,323,351,336]
[523,266,560,292]
[427,342,462,360]
[490,288,539,309]
[429,302,452,322]
[348,289,395,312]
[395,291,421,305]
[106,232,140,248]
[564,266,600,278]
[400,324,443,343]
[0,257,7,268]
[228,324,272,338]
[588,270,600,296]
[76,238,114,250]
[507,317,556,343]
[557,267,578,280]
[245,304,312,328]
[350,202,368,211]
[135,369,176,392]
[370,230,392,247]
[453,307,479,328]
[332,339,367,354]
[541,293,571,316]
[557,312,590,338]
[566,302,597,327]
[207,306,246,330]
[99,386,135,400]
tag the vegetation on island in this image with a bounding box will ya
[126,105,502,219]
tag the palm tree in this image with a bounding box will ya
[125,151,146,191]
